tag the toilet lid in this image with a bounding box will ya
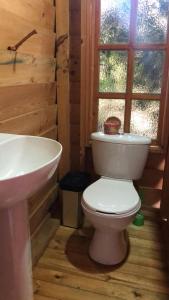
[83,178,140,214]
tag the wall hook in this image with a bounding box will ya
[7,30,37,51]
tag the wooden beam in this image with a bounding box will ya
[161,141,169,218]
[80,0,98,171]
[56,0,70,178]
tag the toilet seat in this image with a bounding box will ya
[83,178,140,215]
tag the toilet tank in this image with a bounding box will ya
[91,132,151,180]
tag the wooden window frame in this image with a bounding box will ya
[81,0,169,154]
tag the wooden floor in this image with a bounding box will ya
[33,210,169,300]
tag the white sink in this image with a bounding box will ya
[0,133,62,300]
[0,134,62,208]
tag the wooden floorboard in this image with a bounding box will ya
[33,211,169,300]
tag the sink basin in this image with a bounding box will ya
[0,133,62,300]
[0,134,62,208]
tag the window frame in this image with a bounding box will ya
[81,0,169,153]
[95,0,169,146]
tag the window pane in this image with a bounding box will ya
[136,0,169,43]
[133,51,165,93]
[99,51,128,92]
[131,100,160,139]
[98,99,125,131]
[100,0,131,44]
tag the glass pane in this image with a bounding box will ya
[99,50,128,92]
[131,100,160,139]
[133,51,165,93]
[136,0,169,43]
[98,99,125,131]
[100,0,131,44]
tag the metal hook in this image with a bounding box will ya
[7,30,37,51]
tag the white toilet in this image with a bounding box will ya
[81,132,151,265]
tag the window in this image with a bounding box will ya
[83,0,169,148]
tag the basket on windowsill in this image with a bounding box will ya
[104,116,121,135]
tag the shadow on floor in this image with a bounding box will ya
[65,226,129,274]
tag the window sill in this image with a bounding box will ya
[149,145,164,154]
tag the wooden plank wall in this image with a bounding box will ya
[69,0,81,171]
[0,0,58,235]
[56,0,71,178]
[161,139,169,266]
[56,0,81,175]
[160,95,169,265]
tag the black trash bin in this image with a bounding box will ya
[59,172,90,228]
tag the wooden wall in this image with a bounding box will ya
[69,0,81,171]
[160,94,169,264]
[56,0,81,176]
[56,0,70,178]
[0,0,58,235]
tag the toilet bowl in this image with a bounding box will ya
[82,178,141,265]
[82,132,151,265]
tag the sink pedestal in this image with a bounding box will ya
[0,201,33,300]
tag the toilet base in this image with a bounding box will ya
[89,229,128,265]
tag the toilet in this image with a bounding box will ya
[81,132,151,265]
